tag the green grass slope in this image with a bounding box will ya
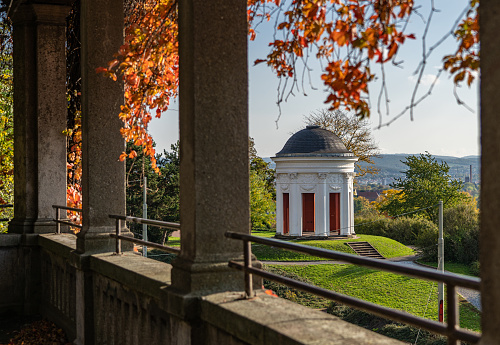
[251,233,414,261]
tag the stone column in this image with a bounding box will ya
[171,0,249,294]
[76,0,128,254]
[339,174,349,235]
[275,178,284,235]
[10,2,70,234]
[315,173,328,236]
[289,174,301,236]
[479,1,500,343]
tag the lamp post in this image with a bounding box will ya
[438,200,444,322]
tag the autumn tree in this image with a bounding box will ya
[0,13,13,232]
[304,109,380,176]
[380,152,469,222]
[97,0,479,169]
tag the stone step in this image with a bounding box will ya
[345,242,385,260]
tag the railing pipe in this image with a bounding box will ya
[244,239,253,298]
[109,214,181,255]
[55,206,60,234]
[52,205,83,231]
[447,283,459,345]
[116,218,122,255]
[227,261,480,344]
[109,234,180,254]
[225,232,480,290]
[0,204,13,222]
[109,214,180,230]
[225,231,481,345]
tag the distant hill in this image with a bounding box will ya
[356,154,480,184]
[263,154,481,185]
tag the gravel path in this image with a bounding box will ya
[261,258,482,311]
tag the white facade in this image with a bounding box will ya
[273,156,358,236]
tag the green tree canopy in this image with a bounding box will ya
[304,109,380,177]
[126,141,179,244]
[380,152,468,222]
[249,137,276,229]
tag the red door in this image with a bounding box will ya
[283,193,289,234]
[330,193,340,234]
[302,193,315,232]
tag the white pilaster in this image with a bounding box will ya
[341,173,350,235]
[316,173,328,236]
[289,173,301,236]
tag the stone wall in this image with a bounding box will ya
[1,234,404,344]
[39,234,77,340]
[0,234,24,314]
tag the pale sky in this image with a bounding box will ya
[149,0,479,159]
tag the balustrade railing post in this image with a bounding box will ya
[446,284,459,345]
[116,218,122,255]
[244,239,253,298]
[55,206,61,234]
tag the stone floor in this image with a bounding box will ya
[0,313,41,344]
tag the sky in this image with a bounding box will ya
[149,0,479,159]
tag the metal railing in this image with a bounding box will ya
[53,205,82,233]
[109,214,180,255]
[225,232,481,345]
[0,204,13,222]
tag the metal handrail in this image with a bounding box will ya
[109,214,180,255]
[0,204,13,221]
[52,205,82,232]
[225,231,481,345]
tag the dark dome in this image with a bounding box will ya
[276,125,352,157]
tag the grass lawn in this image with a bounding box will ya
[266,264,481,333]
[418,261,476,277]
[251,234,414,261]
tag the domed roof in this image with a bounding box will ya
[275,125,353,157]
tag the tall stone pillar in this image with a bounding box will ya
[72,2,127,344]
[172,0,249,295]
[76,0,127,254]
[479,1,500,344]
[10,2,70,234]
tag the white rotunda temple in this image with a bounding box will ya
[272,125,358,237]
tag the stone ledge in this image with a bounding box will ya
[201,291,404,345]
[90,252,172,300]
[0,234,22,247]
[38,233,77,259]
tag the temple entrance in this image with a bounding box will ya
[283,193,290,234]
[330,193,340,234]
[302,193,315,232]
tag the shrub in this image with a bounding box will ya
[417,204,479,264]
[470,260,480,277]
[356,215,438,245]
[354,215,391,238]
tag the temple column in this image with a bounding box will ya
[10,2,70,234]
[289,174,301,236]
[315,173,328,236]
[341,173,350,235]
[171,0,250,295]
[275,178,284,235]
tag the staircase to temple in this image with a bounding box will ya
[346,242,385,259]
